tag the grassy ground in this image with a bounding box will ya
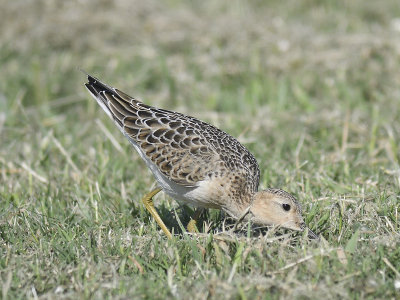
[1,0,400,298]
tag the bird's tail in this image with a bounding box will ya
[84,74,143,127]
[85,74,116,120]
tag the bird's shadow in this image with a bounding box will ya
[131,200,316,242]
[155,205,277,239]
[158,204,196,235]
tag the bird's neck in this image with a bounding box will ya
[223,192,255,220]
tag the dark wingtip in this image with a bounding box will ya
[82,72,115,96]
[77,67,101,86]
[86,74,99,84]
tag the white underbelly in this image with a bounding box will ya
[125,133,220,209]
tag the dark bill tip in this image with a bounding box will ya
[300,223,320,240]
[306,227,320,240]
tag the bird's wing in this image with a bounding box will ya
[85,75,226,187]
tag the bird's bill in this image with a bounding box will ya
[306,227,319,240]
[299,222,319,240]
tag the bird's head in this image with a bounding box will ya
[250,188,318,239]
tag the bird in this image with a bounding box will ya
[84,74,318,239]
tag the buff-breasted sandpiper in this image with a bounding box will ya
[84,74,318,239]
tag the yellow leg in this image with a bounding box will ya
[187,208,204,233]
[141,188,172,239]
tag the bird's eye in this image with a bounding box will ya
[282,204,291,211]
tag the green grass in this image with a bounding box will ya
[1,0,400,298]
